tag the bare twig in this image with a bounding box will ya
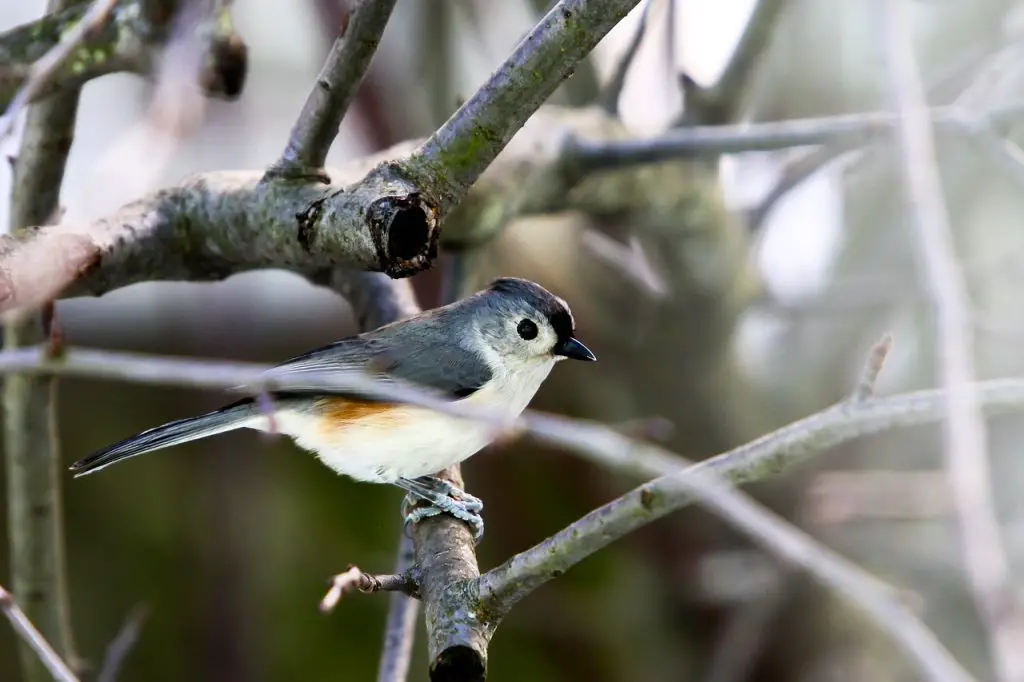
[702,570,792,682]
[679,0,790,125]
[882,2,1024,680]
[581,229,669,298]
[850,333,893,403]
[269,0,399,179]
[376,535,419,682]
[568,101,1024,168]
[95,605,148,682]
[598,0,653,116]
[0,583,79,682]
[320,567,417,613]
[0,0,119,144]
[406,0,643,211]
[482,410,974,682]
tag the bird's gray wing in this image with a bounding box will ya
[263,335,493,400]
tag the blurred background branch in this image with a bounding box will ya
[5,0,1024,681]
[883,1,1024,679]
[0,582,78,682]
[4,3,87,681]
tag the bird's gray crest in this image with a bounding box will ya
[485,277,576,344]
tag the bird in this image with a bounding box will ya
[69,277,596,541]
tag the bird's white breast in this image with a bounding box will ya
[251,357,555,483]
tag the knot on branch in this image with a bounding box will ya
[367,191,439,279]
[200,33,249,100]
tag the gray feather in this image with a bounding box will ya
[69,400,259,477]
[266,322,493,400]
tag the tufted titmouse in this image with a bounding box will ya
[69,277,595,540]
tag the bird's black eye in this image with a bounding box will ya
[517,319,538,340]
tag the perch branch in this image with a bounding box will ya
[269,0,399,179]
[882,2,1024,681]
[0,582,79,682]
[405,253,488,681]
[314,272,424,682]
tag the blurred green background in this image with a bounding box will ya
[5,0,1024,680]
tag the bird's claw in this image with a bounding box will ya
[399,477,485,543]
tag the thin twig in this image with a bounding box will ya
[598,0,654,116]
[0,0,120,144]
[679,0,790,125]
[850,333,893,403]
[95,605,148,682]
[882,2,1024,680]
[0,583,79,682]
[407,0,643,211]
[319,567,417,613]
[269,0,399,179]
[569,101,1024,168]
[376,535,419,682]
[702,570,792,682]
[483,408,974,682]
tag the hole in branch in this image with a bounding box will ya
[388,203,430,261]
[430,646,485,682]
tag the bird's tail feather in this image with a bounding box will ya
[70,399,259,477]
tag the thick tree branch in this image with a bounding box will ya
[883,2,1024,680]
[314,273,425,682]
[269,0,398,180]
[0,583,79,682]
[0,0,648,314]
[0,163,440,312]
[402,254,489,682]
[404,0,643,212]
[4,2,85,679]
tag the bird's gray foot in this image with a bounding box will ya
[396,476,484,543]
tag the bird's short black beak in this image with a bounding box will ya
[554,337,596,362]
